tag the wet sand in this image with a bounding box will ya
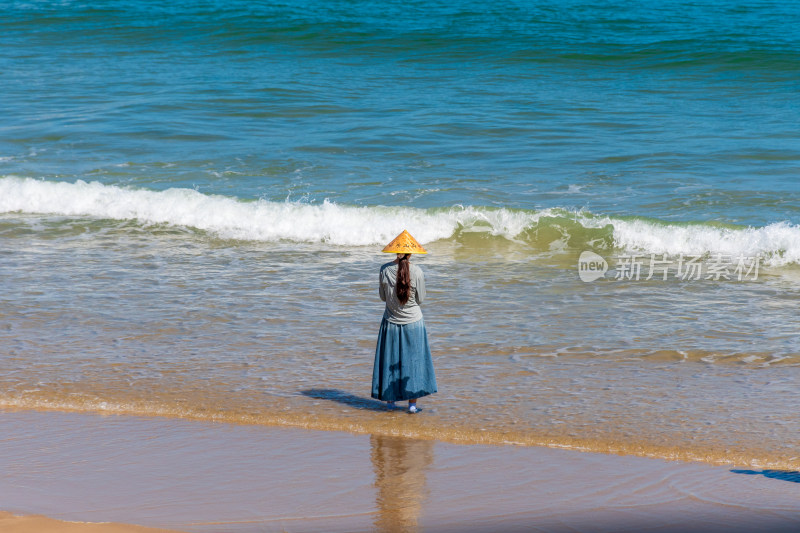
[0,511,180,533]
[2,409,800,533]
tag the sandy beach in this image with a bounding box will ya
[0,512,181,533]
[2,409,800,533]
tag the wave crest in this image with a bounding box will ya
[2,177,800,266]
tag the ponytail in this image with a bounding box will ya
[396,254,411,305]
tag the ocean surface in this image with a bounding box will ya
[2,0,800,468]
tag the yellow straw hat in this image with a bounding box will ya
[382,230,427,254]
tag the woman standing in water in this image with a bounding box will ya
[372,230,437,413]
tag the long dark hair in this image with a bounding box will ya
[396,254,411,305]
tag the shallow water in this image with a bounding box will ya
[2,232,800,467]
[2,1,800,468]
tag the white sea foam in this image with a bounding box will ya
[0,177,541,245]
[2,177,800,265]
[586,216,800,266]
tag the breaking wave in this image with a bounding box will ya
[3,177,800,266]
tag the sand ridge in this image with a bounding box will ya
[0,512,183,533]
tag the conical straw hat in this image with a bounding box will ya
[382,230,427,254]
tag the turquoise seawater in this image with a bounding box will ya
[2,1,800,466]
[2,0,799,222]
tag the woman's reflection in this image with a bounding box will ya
[370,434,434,532]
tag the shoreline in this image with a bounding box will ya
[2,409,800,532]
[2,388,797,471]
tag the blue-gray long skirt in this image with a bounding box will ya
[371,317,438,402]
